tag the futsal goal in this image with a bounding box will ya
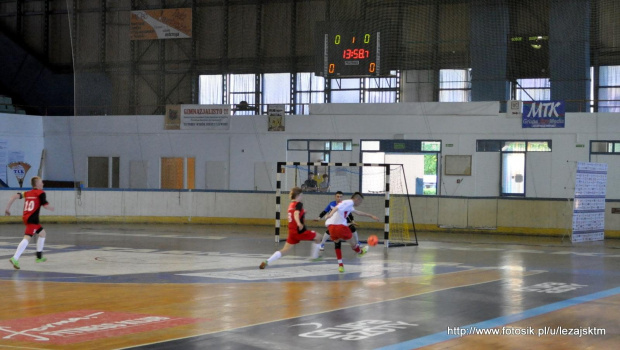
[274,162,418,247]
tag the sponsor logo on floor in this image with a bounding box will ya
[0,310,202,345]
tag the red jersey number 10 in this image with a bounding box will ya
[23,200,35,212]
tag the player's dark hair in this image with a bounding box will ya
[290,187,303,200]
[352,192,364,200]
[336,191,344,195]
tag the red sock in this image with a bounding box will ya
[353,244,361,253]
[335,248,343,266]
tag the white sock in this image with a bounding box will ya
[320,233,330,245]
[310,243,321,259]
[37,237,46,252]
[14,239,29,260]
[353,231,359,243]
[267,251,282,265]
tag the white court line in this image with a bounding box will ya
[65,232,226,239]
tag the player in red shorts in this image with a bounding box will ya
[259,187,323,269]
[4,176,55,269]
[324,192,379,273]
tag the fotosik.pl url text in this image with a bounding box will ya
[447,326,605,337]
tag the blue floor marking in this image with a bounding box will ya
[375,286,620,350]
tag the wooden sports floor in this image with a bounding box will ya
[0,223,619,350]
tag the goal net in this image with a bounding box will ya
[275,162,417,247]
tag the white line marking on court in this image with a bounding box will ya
[66,232,226,239]
[0,344,53,350]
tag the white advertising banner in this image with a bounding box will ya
[572,162,607,243]
[180,105,231,130]
[0,139,7,185]
[508,100,522,117]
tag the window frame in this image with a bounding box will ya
[476,140,552,152]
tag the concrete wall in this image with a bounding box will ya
[2,102,620,200]
[1,189,618,238]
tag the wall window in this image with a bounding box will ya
[599,66,620,112]
[287,139,352,156]
[285,139,353,192]
[229,74,257,115]
[477,140,551,152]
[514,78,550,101]
[364,74,399,103]
[331,141,353,151]
[199,72,400,114]
[439,69,471,102]
[88,157,119,188]
[331,78,361,103]
[199,75,224,104]
[591,141,620,154]
[263,73,291,114]
[360,140,441,195]
[296,72,325,115]
[477,140,551,197]
[161,157,195,189]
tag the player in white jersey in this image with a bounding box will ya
[324,192,379,272]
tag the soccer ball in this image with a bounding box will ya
[367,235,378,246]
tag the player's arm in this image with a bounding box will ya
[316,202,333,220]
[352,209,379,221]
[293,202,305,230]
[40,192,54,211]
[294,210,304,230]
[4,192,23,216]
[347,213,355,225]
[324,206,339,220]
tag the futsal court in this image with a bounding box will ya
[0,223,618,350]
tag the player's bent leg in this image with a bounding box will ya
[358,245,368,257]
[334,241,344,272]
[310,232,322,260]
[313,232,323,244]
[13,236,31,262]
[260,243,293,269]
[349,225,359,245]
[320,232,330,251]
[346,237,365,255]
[36,230,47,262]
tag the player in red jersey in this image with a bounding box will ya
[259,187,323,269]
[4,176,55,269]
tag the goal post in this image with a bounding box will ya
[275,161,418,247]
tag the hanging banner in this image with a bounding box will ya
[0,139,7,185]
[572,162,607,243]
[522,100,565,128]
[180,105,231,130]
[508,100,522,117]
[268,104,285,131]
[8,161,31,188]
[164,105,181,130]
[130,8,192,40]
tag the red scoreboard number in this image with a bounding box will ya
[325,31,380,77]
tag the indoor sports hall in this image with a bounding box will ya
[1,0,620,349]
